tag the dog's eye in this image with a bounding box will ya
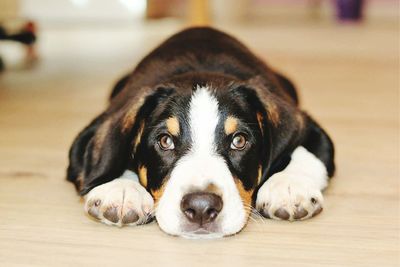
[158,134,175,150]
[230,133,247,150]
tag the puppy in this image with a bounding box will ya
[67,27,335,238]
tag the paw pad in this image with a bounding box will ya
[293,207,308,220]
[312,206,323,217]
[122,210,139,224]
[274,208,290,220]
[103,207,119,223]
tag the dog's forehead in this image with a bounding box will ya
[141,84,258,135]
[144,91,190,125]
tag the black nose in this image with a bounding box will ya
[180,192,223,225]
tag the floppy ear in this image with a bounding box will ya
[230,85,274,174]
[66,86,175,195]
[240,77,307,178]
[66,112,132,195]
[66,115,102,192]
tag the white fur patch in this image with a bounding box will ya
[188,86,220,154]
[155,86,247,238]
[256,146,327,221]
[84,170,154,226]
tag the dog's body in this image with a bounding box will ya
[67,27,335,238]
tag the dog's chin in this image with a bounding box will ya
[178,222,223,239]
[158,218,247,239]
[180,230,225,240]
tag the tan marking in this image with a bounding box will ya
[257,165,263,185]
[76,172,84,191]
[151,181,168,204]
[234,179,254,211]
[133,121,145,152]
[224,116,238,135]
[166,117,180,136]
[256,113,264,135]
[205,183,223,195]
[266,101,280,126]
[138,166,148,188]
[296,112,305,129]
[122,97,145,134]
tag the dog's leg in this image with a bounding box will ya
[84,170,154,226]
[256,146,328,221]
[256,118,335,221]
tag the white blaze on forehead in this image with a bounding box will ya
[189,86,219,154]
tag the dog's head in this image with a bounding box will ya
[69,74,302,238]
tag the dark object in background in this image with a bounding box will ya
[0,21,37,71]
[336,0,364,21]
[0,21,36,45]
[0,56,4,72]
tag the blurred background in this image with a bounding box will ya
[0,0,398,74]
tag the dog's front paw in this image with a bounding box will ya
[84,178,154,226]
[255,173,323,221]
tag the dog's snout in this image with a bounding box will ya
[180,192,223,225]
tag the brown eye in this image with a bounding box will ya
[231,133,247,150]
[158,134,175,150]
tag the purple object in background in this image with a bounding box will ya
[336,0,364,21]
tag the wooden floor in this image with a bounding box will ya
[0,20,398,266]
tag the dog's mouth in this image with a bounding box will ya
[178,209,223,239]
[180,229,224,239]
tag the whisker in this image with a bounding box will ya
[242,202,267,224]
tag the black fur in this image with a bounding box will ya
[67,27,335,198]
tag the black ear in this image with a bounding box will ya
[66,115,103,192]
[66,112,131,195]
[66,86,176,195]
[230,85,274,171]
[235,79,306,178]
